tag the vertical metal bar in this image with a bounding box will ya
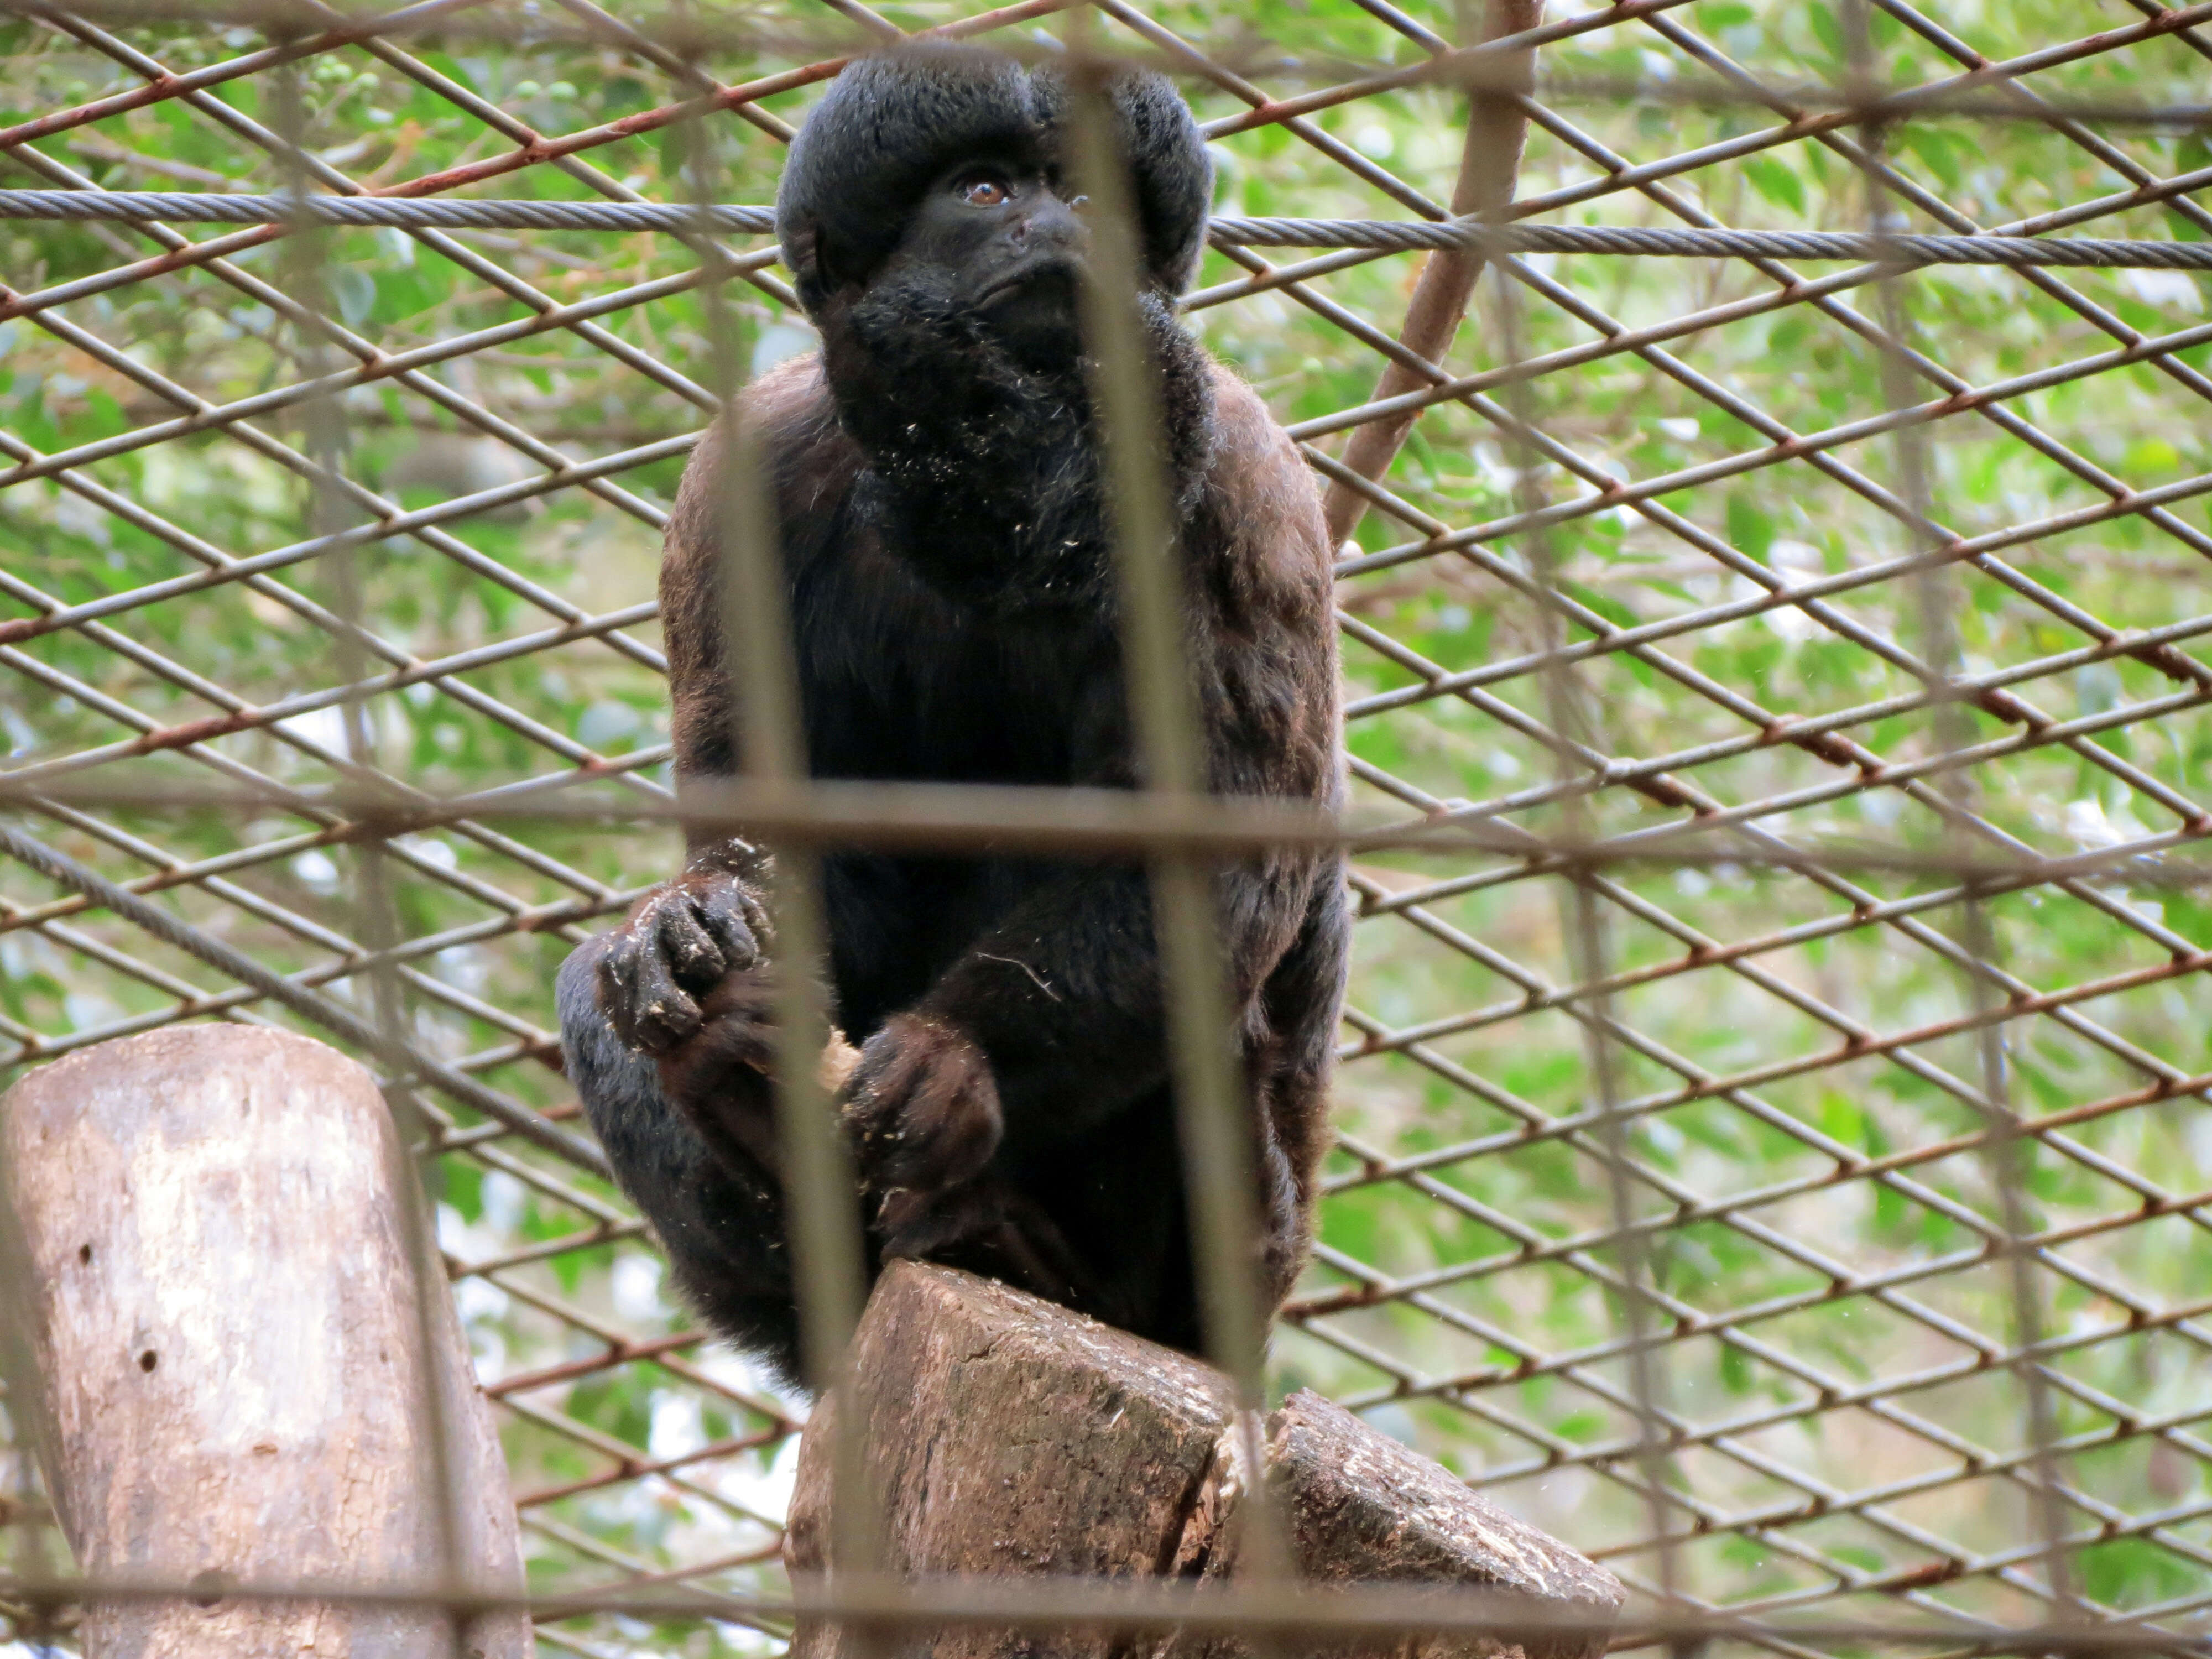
[1468,30,1689,1614]
[676,80,884,1592]
[269,40,468,1650]
[1840,0,2078,1624]
[1059,12,1292,1587]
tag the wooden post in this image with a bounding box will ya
[786,1261,1623,1659]
[0,1025,535,1658]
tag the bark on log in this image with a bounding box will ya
[786,1261,1621,1659]
[1321,0,1545,549]
[0,1024,535,1659]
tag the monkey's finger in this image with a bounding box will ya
[977,1218,1082,1306]
[655,894,727,989]
[658,999,779,1117]
[692,972,780,1074]
[847,1042,925,1120]
[619,936,703,1052]
[875,1183,995,1259]
[737,886,774,948]
[878,1184,1077,1306]
[597,940,649,1051]
[702,1015,777,1076]
[994,1191,1097,1307]
[707,872,774,951]
[691,884,761,973]
[841,1040,930,1161]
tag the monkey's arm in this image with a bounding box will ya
[554,357,855,1383]
[659,354,858,801]
[904,858,1318,1132]
[574,354,849,1095]
[576,354,852,1144]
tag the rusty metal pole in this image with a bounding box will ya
[1321,0,1543,549]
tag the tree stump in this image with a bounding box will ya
[0,1025,535,1658]
[785,1261,1623,1659]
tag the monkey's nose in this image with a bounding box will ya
[1021,194,1091,257]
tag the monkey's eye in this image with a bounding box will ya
[957,174,1011,207]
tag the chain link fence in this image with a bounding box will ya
[2,0,2210,1654]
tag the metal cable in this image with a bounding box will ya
[8,188,2212,267]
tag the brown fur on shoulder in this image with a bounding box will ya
[660,354,857,837]
[1192,361,1343,812]
[1206,362,1335,609]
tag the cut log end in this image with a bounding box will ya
[787,1260,1623,1659]
[1269,1388,1624,1659]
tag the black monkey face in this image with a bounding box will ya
[878,158,1091,364]
[775,46,1212,320]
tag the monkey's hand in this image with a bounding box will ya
[840,1013,1003,1196]
[596,848,773,1054]
[654,966,782,1176]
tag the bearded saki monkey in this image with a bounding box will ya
[556,45,1348,1387]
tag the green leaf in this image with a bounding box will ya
[330,265,377,328]
[81,387,129,441]
[1727,493,1775,564]
[2125,436,2183,477]
[1903,127,1964,193]
[1719,1341,1755,1395]
[1552,1409,1607,1443]
[1741,152,1806,216]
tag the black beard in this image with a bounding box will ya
[816,270,1215,614]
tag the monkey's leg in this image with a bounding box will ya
[558,936,804,1387]
[874,1176,1095,1310]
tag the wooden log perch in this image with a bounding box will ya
[0,1025,535,1658]
[786,1261,1623,1659]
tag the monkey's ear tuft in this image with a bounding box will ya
[1032,67,1213,296]
[776,45,1047,315]
[1104,71,1214,296]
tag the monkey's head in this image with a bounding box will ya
[775,44,1212,366]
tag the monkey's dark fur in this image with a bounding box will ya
[557,45,1348,1387]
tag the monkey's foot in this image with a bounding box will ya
[876,1179,1093,1311]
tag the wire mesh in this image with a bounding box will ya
[1,1,2209,1656]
